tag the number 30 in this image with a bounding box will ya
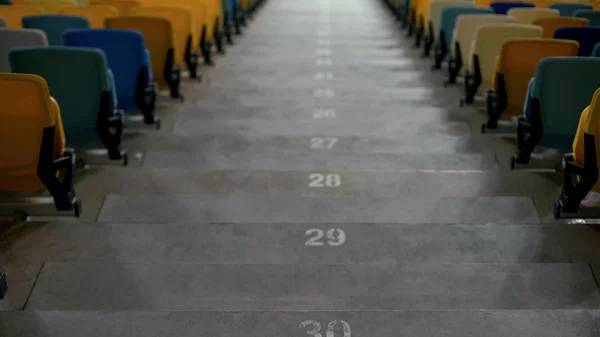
[299,320,351,337]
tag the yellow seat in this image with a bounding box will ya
[23,0,76,14]
[489,38,579,127]
[556,88,600,218]
[0,5,44,28]
[105,16,182,97]
[0,73,80,216]
[201,0,223,39]
[507,8,559,24]
[150,0,208,52]
[573,89,600,192]
[452,14,515,75]
[60,5,118,28]
[533,17,589,38]
[88,0,141,15]
[131,5,193,69]
[464,23,542,102]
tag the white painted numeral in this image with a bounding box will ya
[316,49,331,56]
[305,228,346,246]
[318,40,331,46]
[310,137,338,149]
[314,89,335,97]
[316,59,333,66]
[309,173,341,187]
[299,320,351,337]
[313,108,336,118]
[315,72,333,80]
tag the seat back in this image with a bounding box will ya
[63,28,147,111]
[22,0,76,14]
[440,6,492,52]
[421,0,469,28]
[131,5,192,66]
[533,16,589,37]
[88,0,140,15]
[532,57,600,136]
[0,27,47,72]
[155,0,207,50]
[498,38,579,116]
[0,16,7,27]
[554,26,600,55]
[0,73,64,191]
[105,16,171,89]
[549,3,593,16]
[593,41,600,56]
[59,5,118,28]
[490,1,535,15]
[202,0,223,36]
[453,14,515,68]
[573,88,600,191]
[429,1,473,38]
[574,9,600,26]
[507,7,559,24]
[0,5,43,28]
[9,46,110,133]
[471,24,543,85]
[22,14,90,45]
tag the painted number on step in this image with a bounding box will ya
[305,228,346,246]
[315,89,335,98]
[299,320,352,337]
[313,108,336,118]
[316,72,333,80]
[311,137,338,149]
[309,173,341,188]
[317,59,333,66]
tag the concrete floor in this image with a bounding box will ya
[2,0,600,334]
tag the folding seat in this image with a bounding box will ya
[202,0,227,52]
[22,0,77,14]
[483,38,579,133]
[130,5,200,80]
[422,0,473,57]
[490,1,535,15]
[549,2,593,16]
[0,5,43,28]
[0,27,47,72]
[0,73,81,218]
[446,13,514,84]
[0,16,7,27]
[21,15,89,45]
[106,16,182,99]
[88,0,140,15]
[59,5,118,28]
[555,88,600,218]
[507,7,559,24]
[63,29,160,127]
[574,9,600,26]
[533,16,589,37]
[9,47,128,165]
[554,26,600,55]
[0,269,5,299]
[433,6,489,69]
[155,0,213,65]
[593,42,600,56]
[513,57,600,169]
[462,23,542,105]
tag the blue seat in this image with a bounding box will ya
[9,46,126,164]
[549,3,593,17]
[63,29,158,126]
[490,1,534,15]
[554,26,600,55]
[574,9,600,26]
[21,15,90,46]
[515,57,600,164]
[438,6,493,56]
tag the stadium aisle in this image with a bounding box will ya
[1,0,600,335]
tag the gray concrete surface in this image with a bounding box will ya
[2,0,600,334]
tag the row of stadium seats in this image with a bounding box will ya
[383,0,600,219]
[0,0,266,302]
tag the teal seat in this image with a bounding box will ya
[9,46,125,162]
[515,57,600,163]
[21,15,90,46]
[436,6,493,65]
[574,9,600,26]
[549,3,593,17]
